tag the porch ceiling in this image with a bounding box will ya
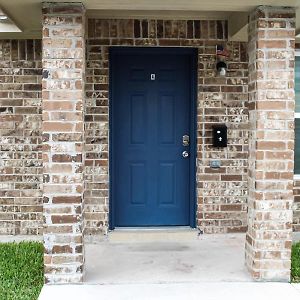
[0,0,299,40]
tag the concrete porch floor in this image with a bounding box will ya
[40,231,300,300]
[85,231,251,284]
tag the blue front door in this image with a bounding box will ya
[111,48,196,227]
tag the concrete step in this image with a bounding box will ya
[39,282,300,300]
[107,227,199,242]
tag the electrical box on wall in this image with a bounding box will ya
[212,125,227,147]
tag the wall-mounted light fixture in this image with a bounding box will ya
[216,45,229,77]
[0,8,8,21]
[0,8,22,32]
[216,61,227,77]
[0,15,8,21]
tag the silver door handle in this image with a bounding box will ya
[182,151,189,158]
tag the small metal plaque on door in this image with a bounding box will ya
[151,74,156,80]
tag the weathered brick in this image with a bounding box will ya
[0,39,43,235]
[85,18,248,236]
[1,2,299,286]
[52,196,82,204]
[246,6,295,282]
[42,2,85,284]
[51,215,78,224]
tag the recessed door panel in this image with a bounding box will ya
[158,95,175,145]
[130,162,147,205]
[130,94,147,144]
[158,162,176,206]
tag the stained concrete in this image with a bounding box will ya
[85,232,251,284]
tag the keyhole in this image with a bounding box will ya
[151,74,155,81]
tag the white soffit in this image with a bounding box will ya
[0,0,299,39]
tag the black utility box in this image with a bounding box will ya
[212,125,227,147]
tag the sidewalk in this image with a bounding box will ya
[39,282,300,300]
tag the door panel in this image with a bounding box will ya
[111,49,194,227]
[130,94,147,144]
[130,162,147,205]
[158,162,176,206]
[158,94,175,144]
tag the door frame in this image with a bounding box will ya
[109,47,197,230]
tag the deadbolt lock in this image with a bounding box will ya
[182,135,190,146]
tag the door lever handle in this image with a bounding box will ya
[182,151,189,158]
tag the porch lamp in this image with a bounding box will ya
[216,45,229,77]
[216,61,227,77]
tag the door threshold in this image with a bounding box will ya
[113,226,195,231]
[108,227,198,242]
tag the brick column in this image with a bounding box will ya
[246,6,295,281]
[42,2,85,283]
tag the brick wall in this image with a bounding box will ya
[85,19,249,235]
[1,17,300,237]
[0,40,43,235]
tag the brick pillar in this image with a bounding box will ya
[42,2,85,283]
[246,6,295,281]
